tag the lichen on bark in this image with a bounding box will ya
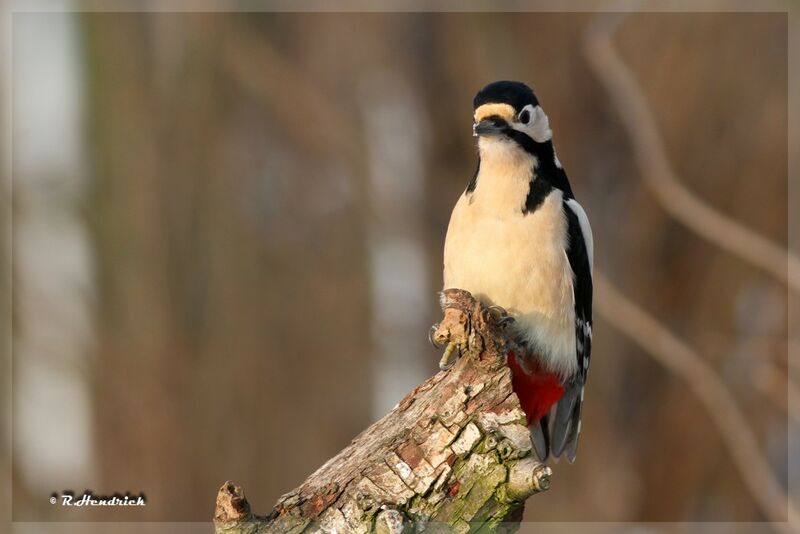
[214,289,551,533]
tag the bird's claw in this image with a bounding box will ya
[482,305,507,322]
[438,340,463,370]
[486,304,508,316]
[428,323,445,349]
[482,305,515,330]
[497,315,516,329]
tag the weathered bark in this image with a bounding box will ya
[214,289,551,533]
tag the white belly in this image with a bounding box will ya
[443,188,577,377]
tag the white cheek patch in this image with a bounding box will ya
[512,104,552,143]
[529,105,552,142]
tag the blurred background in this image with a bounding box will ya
[5,7,797,529]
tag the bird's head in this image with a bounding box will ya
[472,80,552,159]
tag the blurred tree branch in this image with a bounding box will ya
[585,12,800,293]
[585,12,796,528]
[594,272,798,529]
[214,290,550,533]
[220,18,365,172]
[755,362,800,425]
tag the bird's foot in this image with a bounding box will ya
[438,339,467,370]
[429,323,443,349]
[482,305,516,330]
[430,307,470,370]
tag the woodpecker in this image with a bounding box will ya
[442,80,593,462]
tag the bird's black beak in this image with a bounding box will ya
[473,115,509,137]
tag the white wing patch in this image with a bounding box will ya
[565,198,594,275]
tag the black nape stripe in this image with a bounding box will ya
[466,158,480,194]
[504,128,574,199]
[523,175,553,214]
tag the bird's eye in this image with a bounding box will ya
[518,109,531,124]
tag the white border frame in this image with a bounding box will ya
[4,2,795,532]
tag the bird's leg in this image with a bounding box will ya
[506,338,526,362]
[480,305,526,368]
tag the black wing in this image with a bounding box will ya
[551,198,593,461]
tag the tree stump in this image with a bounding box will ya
[214,289,551,533]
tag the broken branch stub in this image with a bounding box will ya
[214,289,551,533]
